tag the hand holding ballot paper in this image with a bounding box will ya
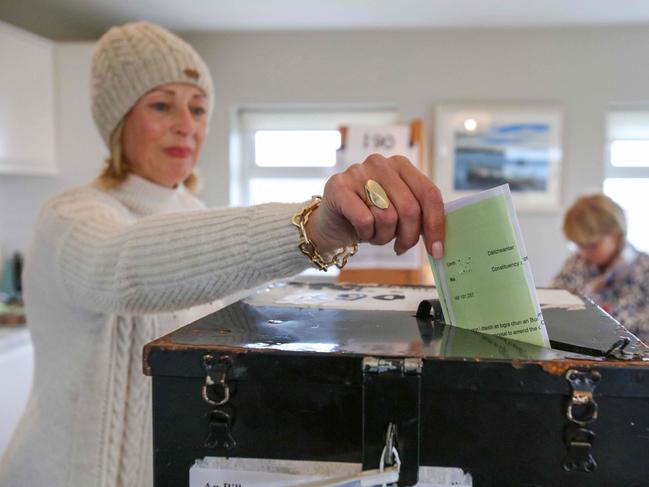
[429,185,550,348]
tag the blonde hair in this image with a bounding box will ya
[96,119,201,193]
[563,194,626,245]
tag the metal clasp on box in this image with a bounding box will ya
[565,369,600,426]
[363,357,423,374]
[201,354,236,450]
[362,356,422,486]
[201,354,231,406]
[562,369,601,473]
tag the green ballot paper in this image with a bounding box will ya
[429,185,550,348]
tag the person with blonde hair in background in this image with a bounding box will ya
[0,21,445,487]
[552,193,649,342]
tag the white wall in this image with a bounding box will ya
[2,25,649,285]
[184,26,649,285]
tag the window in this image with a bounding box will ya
[232,108,399,277]
[604,111,649,253]
[232,108,399,206]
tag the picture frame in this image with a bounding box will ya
[434,104,563,212]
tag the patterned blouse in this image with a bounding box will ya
[551,243,649,344]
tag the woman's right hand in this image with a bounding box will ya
[306,153,445,260]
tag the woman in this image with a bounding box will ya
[552,193,649,342]
[0,21,444,486]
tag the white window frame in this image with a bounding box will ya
[231,107,399,206]
[603,109,649,253]
[605,110,649,179]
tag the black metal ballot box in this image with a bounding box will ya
[143,282,649,487]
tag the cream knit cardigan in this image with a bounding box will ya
[0,175,310,487]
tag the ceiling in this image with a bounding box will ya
[1,0,649,41]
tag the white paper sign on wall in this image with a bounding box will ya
[342,125,414,164]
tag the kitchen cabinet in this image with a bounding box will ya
[0,21,56,175]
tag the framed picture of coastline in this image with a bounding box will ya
[434,104,563,212]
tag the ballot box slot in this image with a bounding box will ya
[415,298,648,361]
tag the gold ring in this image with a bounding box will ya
[364,179,390,209]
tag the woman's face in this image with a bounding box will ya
[576,233,622,268]
[122,83,209,188]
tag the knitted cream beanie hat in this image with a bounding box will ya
[91,21,214,147]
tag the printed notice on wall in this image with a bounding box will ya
[429,185,550,348]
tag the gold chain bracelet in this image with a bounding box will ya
[291,196,358,271]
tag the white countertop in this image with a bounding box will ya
[0,326,31,353]
[0,325,33,459]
